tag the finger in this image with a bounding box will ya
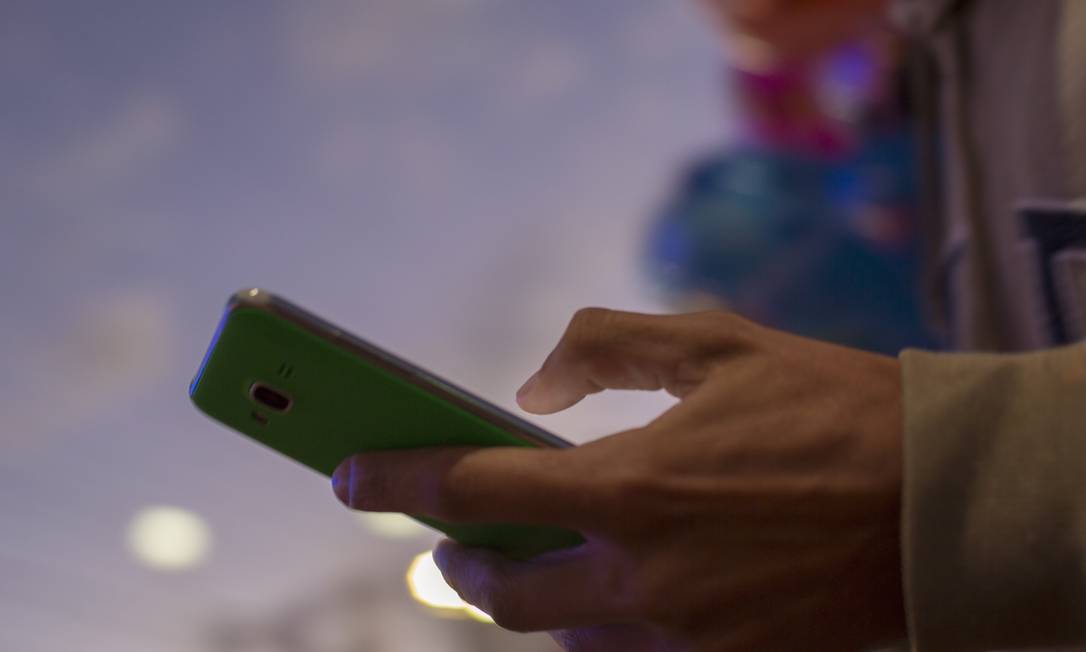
[550,625,671,652]
[433,540,629,633]
[332,446,596,529]
[517,309,743,414]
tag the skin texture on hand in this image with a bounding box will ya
[333,309,907,651]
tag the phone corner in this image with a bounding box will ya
[228,287,274,311]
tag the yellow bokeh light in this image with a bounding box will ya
[356,512,429,540]
[126,505,211,571]
[464,604,495,624]
[406,551,494,623]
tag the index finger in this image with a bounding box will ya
[516,308,745,414]
[332,446,599,530]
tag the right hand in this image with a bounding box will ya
[333,309,907,651]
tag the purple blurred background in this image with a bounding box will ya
[0,1,725,650]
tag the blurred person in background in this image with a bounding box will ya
[646,0,935,355]
[333,0,1086,650]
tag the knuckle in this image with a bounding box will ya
[566,307,614,353]
[431,478,470,521]
[598,469,679,534]
[694,309,739,341]
[433,453,487,521]
[691,309,757,358]
[608,468,666,504]
[348,455,387,508]
[703,308,735,327]
[570,306,611,327]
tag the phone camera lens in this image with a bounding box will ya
[250,383,292,413]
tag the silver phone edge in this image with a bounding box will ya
[222,288,575,450]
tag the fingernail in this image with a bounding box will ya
[516,371,540,400]
[431,539,457,575]
[332,458,352,506]
[431,545,449,574]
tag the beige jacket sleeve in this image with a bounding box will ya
[901,343,1086,650]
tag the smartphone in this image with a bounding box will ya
[190,288,583,558]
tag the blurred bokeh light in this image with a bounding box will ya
[127,505,212,572]
[356,512,431,541]
[406,552,495,624]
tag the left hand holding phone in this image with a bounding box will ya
[332,308,907,652]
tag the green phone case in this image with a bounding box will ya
[190,289,584,558]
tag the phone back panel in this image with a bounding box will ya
[190,292,583,558]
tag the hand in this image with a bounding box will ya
[333,309,907,651]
